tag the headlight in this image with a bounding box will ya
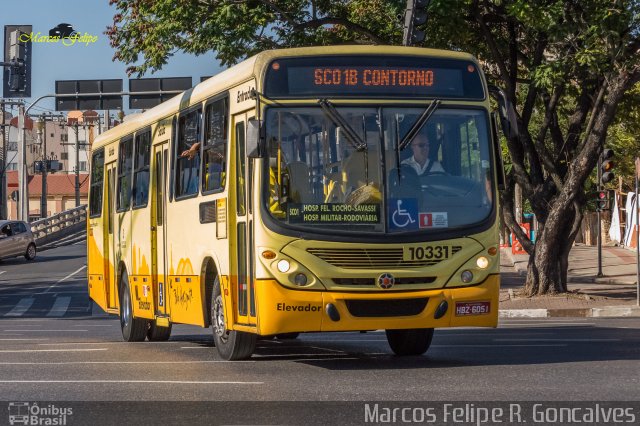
[277,259,290,273]
[293,273,308,286]
[476,256,489,269]
[461,270,474,283]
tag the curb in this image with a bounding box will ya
[499,306,640,318]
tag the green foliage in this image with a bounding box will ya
[106,0,406,76]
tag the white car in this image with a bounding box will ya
[0,220,37,261]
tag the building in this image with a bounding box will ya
[6,170,89,221]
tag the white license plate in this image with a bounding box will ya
[455,301,491,316]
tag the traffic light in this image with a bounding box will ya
[3,25,32,97]
[402,0,431,46]
[596,191,608,211]
[600,148,615,185]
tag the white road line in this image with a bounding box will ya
[37,341,186,346]
[307,346,347,353]
[46,297,71,317]
[0,339,49,341]
[0,348,107,353]
[0,271,6,275]
[180,346,210,349]
[494,338,619,342]
[73,324,111,327]
[4,298,34,317]
[3,330,88,332]
[0,380,262,385]
[432,344,568,347]
[42,265,87,294]
[0,361,255,365]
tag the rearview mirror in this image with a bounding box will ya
[488,85,519,140]
[247,118,263,158]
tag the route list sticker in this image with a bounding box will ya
[419,212,448,228]
[288,203,380,224]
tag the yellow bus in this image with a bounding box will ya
[88,45,514,360]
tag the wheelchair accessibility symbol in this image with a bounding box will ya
[389,199,419,230]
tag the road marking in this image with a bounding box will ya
[4,298,34,317]
[0,361,255,365]
[180,346,211,349]
[0,380,263,385]
[0,348,107,353]
[0,271,6,276]
[46,297,71,317]
[0,338,48,341]
[3,330,88,332]
[494,338,619,342]
[42,265,87,294]
[73,324,111,327]
[432,344,568,347]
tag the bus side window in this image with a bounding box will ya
[132,130,151,208]
[202,98,228,193]
[175,108,202,198]
[89,149,104,218]
[116,137,133,212]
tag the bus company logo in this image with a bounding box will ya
[8,402,73,425]
[19,23,98,46]
[377,273,395,289]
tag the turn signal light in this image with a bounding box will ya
[262,250,276,259]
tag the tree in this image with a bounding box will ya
[423,1,640,295]
[108,0,640,295]
[106,0,405,76]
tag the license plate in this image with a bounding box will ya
[455,301,491,316]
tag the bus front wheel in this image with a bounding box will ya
[210,277,256,360]
[385,328,434,356]
[119,271,148,342]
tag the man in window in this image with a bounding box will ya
[402,133,444,175]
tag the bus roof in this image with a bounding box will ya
[91,45,479,151]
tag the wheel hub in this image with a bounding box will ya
[213,295,228,340]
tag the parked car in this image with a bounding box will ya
[0,220,36,261]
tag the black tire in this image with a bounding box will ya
[275,332,300,340]
[24,243,36,261]
[147,321,172,341]
[119,271,147,342]
[385,328,434,356]
[210,276,256,360]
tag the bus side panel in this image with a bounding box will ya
[130,207,155,320]
[87,218,108,311]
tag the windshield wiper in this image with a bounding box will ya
[318,99,367,151]
[398,99,441,150]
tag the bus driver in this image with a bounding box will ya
[402,134,444,175]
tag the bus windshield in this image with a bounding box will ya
[264,106,493,234]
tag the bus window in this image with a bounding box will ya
[132,130,151,208]
[202,98,228,193]
[89,149,104,217]
[116,138,133,212]
[236,122,246,215]
[175,108,202,197]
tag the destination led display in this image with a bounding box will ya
[265,56,484,99]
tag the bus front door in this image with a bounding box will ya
[105,162,118,309]
[151,143,170,317]
[233,116,257,327]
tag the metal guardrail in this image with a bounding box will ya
[30,205,87,246]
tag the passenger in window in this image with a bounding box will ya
[1,225,11,237]
[181,142,200,159]
[402,134,444,175]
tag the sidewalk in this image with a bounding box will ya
[500,244,640,318]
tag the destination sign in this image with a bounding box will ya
[288,203,380,224]
[264,56,484,99]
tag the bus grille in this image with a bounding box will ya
[332,277,436,286]
[345,298,429,317]
[307,247,461,269]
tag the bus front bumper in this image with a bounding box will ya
[253,275,499,335]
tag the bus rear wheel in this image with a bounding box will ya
[119,271,147,342]
[147,321,172,341]
[385,328,434,356]
[210,276,256,360]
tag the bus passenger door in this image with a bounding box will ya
[105,162,118,309]
[151,143,169,316]
[233,115,257,327]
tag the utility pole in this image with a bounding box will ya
[17,104,28,221]
[0,102,7,219]
[60,118,88,207]
[36,115,47,218]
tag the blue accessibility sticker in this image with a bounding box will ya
[388,198,419,231]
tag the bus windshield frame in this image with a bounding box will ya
[260,104,496,243]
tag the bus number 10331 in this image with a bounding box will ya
[404,246,449,261]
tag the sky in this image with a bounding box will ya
[1,0,224,116]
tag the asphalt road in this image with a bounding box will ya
[0,243,639,423]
